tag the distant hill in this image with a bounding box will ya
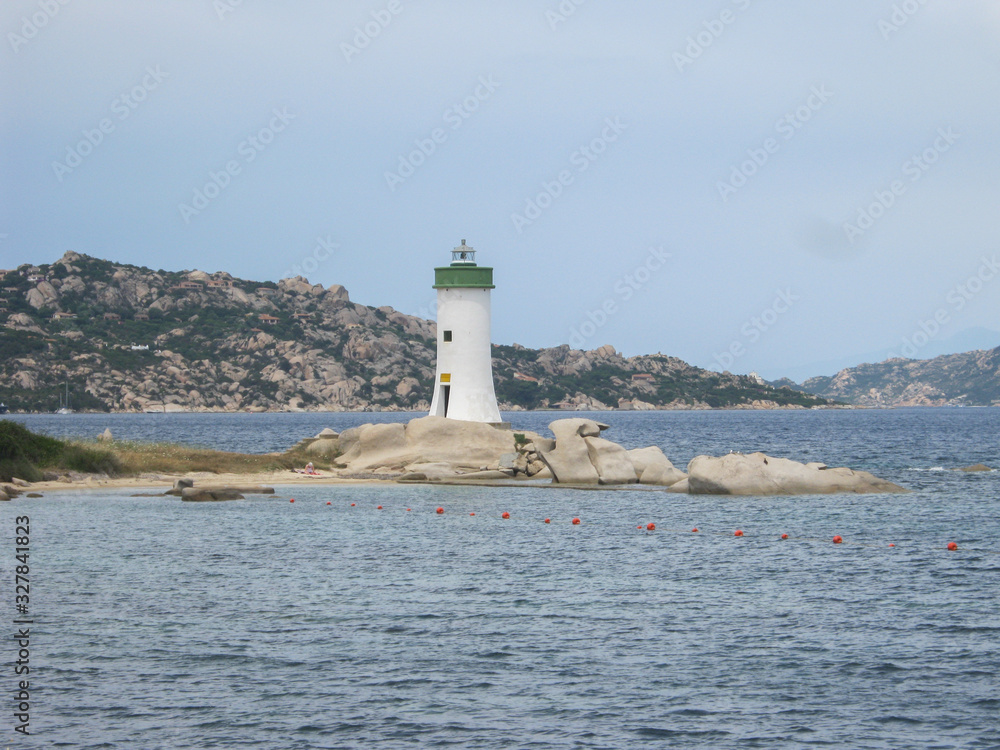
[770,326,1000,383]
[793,349,1000,407]
[0,252,831,413]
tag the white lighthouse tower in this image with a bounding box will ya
[428,240,503,424]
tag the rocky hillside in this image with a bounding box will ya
[0,252,830,413]
[793,349,1000,407]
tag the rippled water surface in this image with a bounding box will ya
[4,409,999,749]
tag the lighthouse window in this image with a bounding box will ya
[443,330,453,342]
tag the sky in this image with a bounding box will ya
[2,0,999,381]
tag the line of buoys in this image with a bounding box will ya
[646,523,656,531]
[833,535,843,544]
[501,511,510,519]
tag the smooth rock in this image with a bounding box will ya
[98,428,113,442]
[666,477,689,493]
[498,452,518,470]
[549,418,608,442]
[955,463,993,472]
[640,462,687,487]
[539,423,599,484]
[687,452,907,495]
[0,490,9,502]
[201,485,274,495]
[305,437,340,458]
[181,488,245,502]
[11,478,31,487]
[165,477,196,496]
[584,437,638,485]
[627,446,687,486]
[527,459,547,476]
[342,416,515,473]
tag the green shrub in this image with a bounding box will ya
[0,420,121,480]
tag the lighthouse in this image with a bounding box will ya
[428,240,503,423]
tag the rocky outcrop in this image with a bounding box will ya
[181,488,245,502]
[539,419,681,486]
[955,463,993,472]
[339,416,516,473]
[686,452,907,495]
[584,437,637,485]
[0,252,833,412]
[799,348,1000,407]
[627,446,686,486]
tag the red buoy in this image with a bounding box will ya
[646,523,656,531]
[544,518,551,524]
[470,512,475,516]
[692,528,698,533]
[377,505,382,509]
[947,541,958,551]
[350,503,356,507]
[571,517,581,525]
[734,529,744,537]
[501,511,510,519]
[406,508,411,511]
[436,507,444,514]
[833,535,843,544]
[781,533,788,540]
[326,501,331,505]
[888,543,895,547]
[290,498,295,503]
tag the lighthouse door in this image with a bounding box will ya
[441,385,451,417]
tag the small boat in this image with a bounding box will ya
[0,402,8,415]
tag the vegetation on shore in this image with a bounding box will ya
[0,420,118,482]
[0,420,325,482]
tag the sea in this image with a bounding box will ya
[2,408,999,750]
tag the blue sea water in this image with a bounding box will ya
[3,409,999,749]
